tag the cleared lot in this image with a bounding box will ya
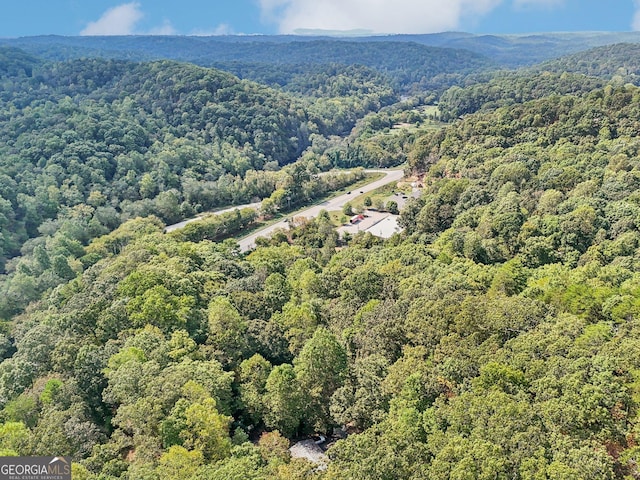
[237,169,404,251]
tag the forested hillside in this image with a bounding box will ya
[438,71,606,120]
[435,43,640,121]
[539,43,640,84]
[0,37,494,94]
[7,31,640,68]
[415,31,640,66]
[0,56,298,270]
[0,47,403,325]
[3,32,640,480]
[0,50,395,256]
[0,46,40,76]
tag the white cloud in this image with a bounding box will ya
[256,0,503,34]
[81,3,144,35]
[513,0,564,7]
[257,0,575,34]
[633,0,640,31]
[147,20,177,35]
[191,24,235,36]
[81,3,176,36]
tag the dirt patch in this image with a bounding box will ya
[289,439,328,470]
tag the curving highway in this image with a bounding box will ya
[163,169,405,251]
[237,169,404,252]
[164,201,262,233]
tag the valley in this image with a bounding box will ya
[1,31,640,480]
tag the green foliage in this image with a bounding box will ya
[258,431,290,463]
[439,71,605,119]
[4,37,640,480]
[330,354,390,429]
[206,297,248,367]
[539,43,640,85]
[39,379,63,404]
[0,421,30,455]
[157,445,204,480]
[263,273,292,313]
[264,364,303,438]
[238,354,272,426]
[171,209,258,244]
[179,396,232,462]
[1,37,492,93]
[294,327,347,433]
[126,285,193,333]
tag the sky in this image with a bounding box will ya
[1,0,639,37]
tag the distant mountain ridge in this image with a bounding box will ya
[3,31,640,68]
[402,31,640,66]
[0,36,493,93]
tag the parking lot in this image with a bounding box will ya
[337,211,402,239]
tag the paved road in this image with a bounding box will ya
[163,169,405,249]
[164,202,262,233]
[237,169,404,252]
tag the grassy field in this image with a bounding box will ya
[388,105,444,134]
[420,105,441,117]
[328,210,347,227]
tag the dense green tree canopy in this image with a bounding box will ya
[3,33,640,480]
